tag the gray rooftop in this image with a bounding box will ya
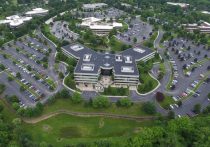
[62,44,154,76]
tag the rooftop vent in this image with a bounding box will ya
[115,55,122,62]
[124,56,132,63]
[71,44,84,51]
[83,54,91,62]
[81,64,94,71]
[133,47,145,53]
[121,66,134,73]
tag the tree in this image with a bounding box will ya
[133,37,137,43]
[208,93,210,99]
[177,101,182,107]
[6,95,19,103]
[12,102,20,111]
[20,86,26,92]
[7,76,13,82]
[71,92,82,104]
[92,96,110,108]
[202,105,210,114]
[0,104,4,112]
[156,92,165,102]
[193,104,201,114]
[0,64,5,70]
[16,72,21,79]
[12,118,22,126]
[142,102,156,114]
[58,72,64,79]
[204,54,208,58]
[167,111,175,119]
[116,97,132,108]
[0,84,5,94]
[60,89,70,99]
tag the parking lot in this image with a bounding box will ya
[50,21,79,42]
[0,34,58,107]
[74,7,126,19]
[116,17,153,44]
[163,38,210,114]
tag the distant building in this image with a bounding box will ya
[121,3,132,8]
[62,44,155,91]
[201,11,210,15]
[25,8,49,16]
[0,15,32,28]
[80,17,123,36]
[182,21,210,34]
[82,3,107,11]
[167,2,189,8]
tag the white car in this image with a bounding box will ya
[191,83,196,88]
[170,104,174,109]
[194,81,199,84]
[172,96,178,102]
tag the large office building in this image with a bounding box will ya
[201,11,210,15]
[62,44,155,91]
[82,3,108,11]
[182,21,210,34]
[80,17,123,36]
[166,2,190,8]
[25,8,49,16]
[0,15,32,28]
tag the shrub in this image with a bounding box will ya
[167,111,175,119]
[59,89,71,99]
[0,84,5,94]
[156,92,165,102]
[177,101,182,107]
[71,92,82,104]
[92,96,110,108]
[7,76,14,82]
[142,102,156,115]
[116,97,133,108]
[0,104,4,112]
[193,104,201,114]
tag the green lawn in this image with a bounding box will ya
[108,36,130,52]
[158,95,174,109]
[143,31,158,49]
[159,63,166,75]
[43,98,150,117]
[166,62,174,90]
[41,24,60,45]
[102,87,129,96]
[137,73,159,94]
[0,99,17,121]
[24,114,154,146]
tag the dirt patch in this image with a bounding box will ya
[99,118,104,128]
[42,124,52,133]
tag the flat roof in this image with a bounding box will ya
[62,44,154,76]
[121,66,134,73]
[167,2,189,7]
[83,3,107,9]
[81,17,123,31]
[201,11,210,15]
[0,15,32,27]
[25,8,48,15]
[81,64,94,71]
